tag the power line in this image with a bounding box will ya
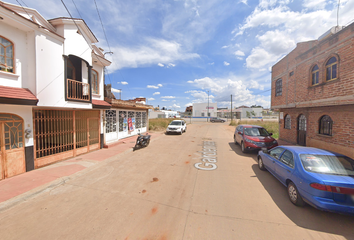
[16,0,31,19]
[93,0,111,53]
[71,0,83,19]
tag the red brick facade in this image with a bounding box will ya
[271,23,354,158]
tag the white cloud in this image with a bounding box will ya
[162,99,169,102]
[108,38,199,71]
[187,75,270,108]
[161,96,176,99]
[111,88,121,93]
[147,85,159,89]
[170,104,181,109]
[246,47,275,69]
[157,84,163,87]
[167,63,176,68]
[239,0,248,5]
[147,98,155,101]
[158,63,164,67]
[234,50,245,56]
[117,81,128,85]
[208,62,215,65]
[153,92,160,95]
[224,61,230,66]
[302,0,328,10]
[221,45,229,49]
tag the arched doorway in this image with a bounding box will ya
[297,114,307,146]
[0,114,26,180]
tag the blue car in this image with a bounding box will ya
[257,146,354,215]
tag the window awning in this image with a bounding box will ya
[0,86,38,106]
[92,99,111,109]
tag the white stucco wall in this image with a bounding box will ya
[192,103,218,117]
[0,22,28,88]
[92,63,104,100]
[35,32,66,107]
[63,25,92,65]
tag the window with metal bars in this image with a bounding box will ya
[105,110,116,133]
[275,79,282,96]
[142,112,147,127]
[319,115,333,136]
[284,114,291,129]
[34,110,74,158]
[136,112,142,128]
[119,111,127,132]
[34,110,99,158]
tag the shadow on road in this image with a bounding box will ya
[228,142,258,161]
[252,164,354,239]
[228,141,354,238]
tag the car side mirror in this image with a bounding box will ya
[269,133,273,136]
[262,148,268,153]
[238,131,242,135]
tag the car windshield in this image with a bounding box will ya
[244,127,269,136]
[169,121,182,126]
[300,154,354,176]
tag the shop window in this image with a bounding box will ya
[0,36,14,73]
[326,57,337,81]
[275,79,282,96]
[319,115,333,136]
[311,65,319,85]
[284,114,291,129]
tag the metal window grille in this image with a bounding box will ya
[319,115,333,136]
[34,110,99,158]
[105,110,116,133]
[284,115,291,129]
[75,111,99,148]
[276,79,282,96]
[298,115,307,131]
[142,112,147,127]
[119,111,127,132]
[136,112,142,128]
[128,111,135,128]
[34,110,74,158]
[0,114,23,151]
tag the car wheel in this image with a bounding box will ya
[258,156,266,171]
[241,141,247,153]
[234,135,238,145]
[184,128,187,132]
[287,182,305,207]
[145,139,150,147]
[180,129,183,135]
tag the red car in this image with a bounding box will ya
[234,124,278,153]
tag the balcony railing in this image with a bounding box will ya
[67,79,90,102]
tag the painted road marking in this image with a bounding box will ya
[194,141,217,171]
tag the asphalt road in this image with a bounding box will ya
[0,122,353,240]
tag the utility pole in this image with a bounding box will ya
[207,90,210,122]
[231,94,233,123]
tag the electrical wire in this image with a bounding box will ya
[15,0,31,19]
[71,0,83,20]
[93,0,111,53]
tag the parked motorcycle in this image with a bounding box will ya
[133,131,151,151]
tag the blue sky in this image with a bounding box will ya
[6,0,354,110]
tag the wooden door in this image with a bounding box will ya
[297,114,307,146]
[0,115,25,180]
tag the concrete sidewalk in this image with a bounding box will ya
[0,131,164,208]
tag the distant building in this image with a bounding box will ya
[192,103,217,118]
[149,110,180,119]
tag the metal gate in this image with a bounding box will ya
[0,114,25,180]
[297,114,307,146]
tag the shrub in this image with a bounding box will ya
[149,118,183,131]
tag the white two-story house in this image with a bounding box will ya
[0,1,111,180]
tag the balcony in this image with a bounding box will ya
[66,79,90,102]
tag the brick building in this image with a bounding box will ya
[271,23,354,159]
